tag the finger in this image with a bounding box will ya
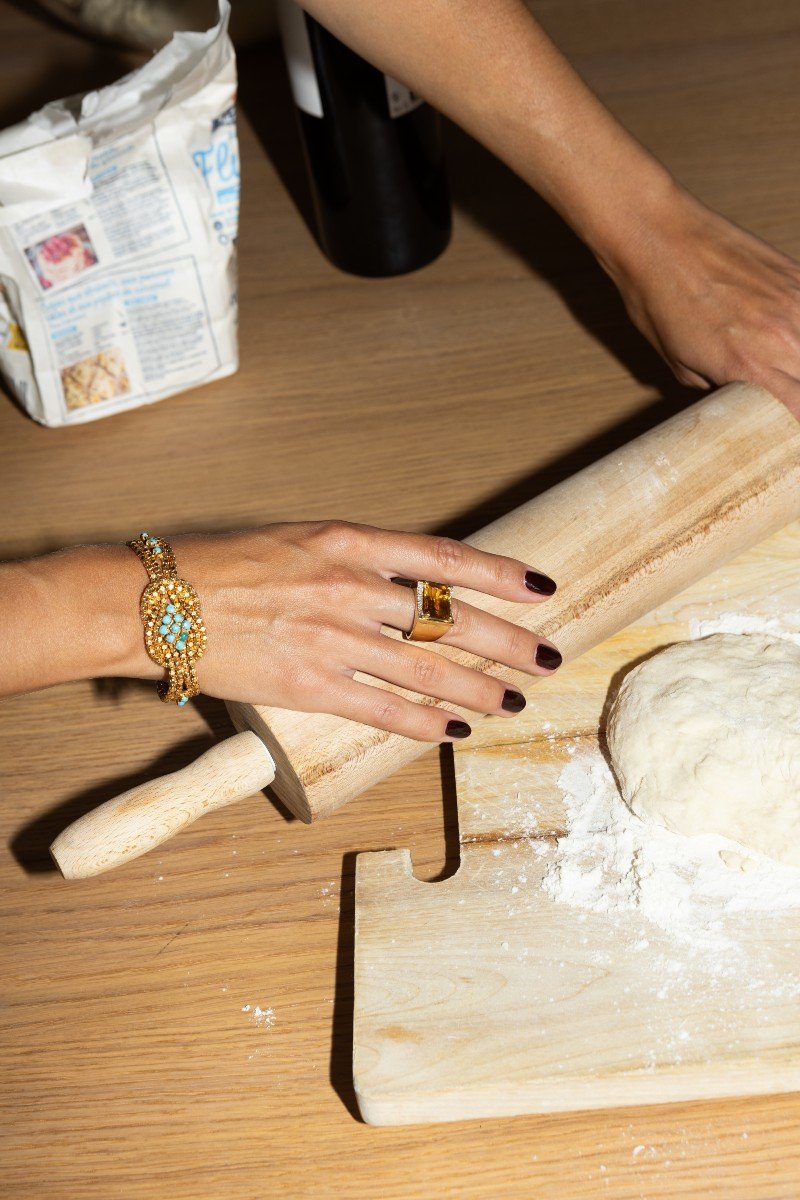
[352,576,445,638]
[331,675,472,742]
[750,366,800,423]
[674,364,713,390]
[362,580,562,674]
[441,598,562,675]
[363,529,557,602]
[348,630,527,717]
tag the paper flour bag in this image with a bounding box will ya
[0,0,239,425]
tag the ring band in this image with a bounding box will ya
[403,580,454,642]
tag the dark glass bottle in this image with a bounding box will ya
[278,2,451,277]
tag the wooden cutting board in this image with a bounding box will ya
[353,523,800,1126]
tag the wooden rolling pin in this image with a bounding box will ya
[50,383,800,878]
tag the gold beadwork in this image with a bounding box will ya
[127,532,207,706]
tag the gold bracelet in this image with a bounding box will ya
[127,532,207,707]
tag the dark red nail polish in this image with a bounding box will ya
[501,689,526,713]
[535,644,562,670]
[445,720,472,739]
[525,570,557,596]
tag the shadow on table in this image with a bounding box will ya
[433,388,691,541]
[329,744,460,1121]
[237,37,317,235]
[10,689,295,875]
[236,39,698,470]
[330,849,361,1120]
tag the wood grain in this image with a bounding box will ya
[354,525,800,1124]
[50,731,276,878]
[2,0,800,1196]
[233,384,800,821]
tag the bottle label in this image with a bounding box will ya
[384,76,425,118]
[278,2,425,122]
[277,0,324,119]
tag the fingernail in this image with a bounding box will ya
[535,644,562,670]
[525,570,557,596]
[445,720,472,739]
[501,689,526,713]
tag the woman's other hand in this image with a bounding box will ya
[599,185,800,421]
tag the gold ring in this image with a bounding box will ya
[403,580,454,642]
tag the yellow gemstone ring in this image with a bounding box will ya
[403,580,455,642]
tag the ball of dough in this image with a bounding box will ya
[607,633,800,868]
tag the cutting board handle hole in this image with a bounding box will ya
[407,744,462,884]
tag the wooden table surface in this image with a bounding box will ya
[2,2,799,1196]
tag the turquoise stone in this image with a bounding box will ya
[166,604,176,614]
[171,622,181,633]
[166,633,175,643]
[177,696,189,707]
[154,546,162,555]
[140,531,149,540]
[159,626,169,637]
[182,619,191,630]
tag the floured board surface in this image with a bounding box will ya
[353,524,800,1126]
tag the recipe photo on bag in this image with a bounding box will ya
[0,0,239,426]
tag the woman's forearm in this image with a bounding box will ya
[0,525,562,739]
[303,0,800,415]
[300,0,674,268]
[0,546,154,698]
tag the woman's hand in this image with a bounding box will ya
[600,185,800,420]
[165,522,561,742]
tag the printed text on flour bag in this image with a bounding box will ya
[192,104,240,246]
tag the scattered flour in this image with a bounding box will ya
[534,746,800,1030]
[536,610,800,999]
[242,1003,276,1028]
[542,750,800,941]
[688,610,800,645]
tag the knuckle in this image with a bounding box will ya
[317,565,356,605]
[504,622,531,663]
[419,712,446,742]
[432,536,466,576]
[284,665,330,707]
[772,314,800,350]
[476,675,505,713]
[488,555,515,591]
[305,618,338,652]
[729,349,762,380]
[448,598,470,638]
[372,696,403,730]
[410,651,443,691]
[311,519,360,555]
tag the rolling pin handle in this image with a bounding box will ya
[49,731,276,880]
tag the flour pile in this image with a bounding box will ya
[541,750,800,952]
[540,613,800,960]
